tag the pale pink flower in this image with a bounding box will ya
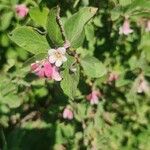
[15,4,29,18]
[145,20,150,32]
[137,78,149,93]
[108,72,119,84]
[48,47,67,67]
[31,60,62,81]
[86,90,101,105]
[63,108,73,120]
[119,19,133,35]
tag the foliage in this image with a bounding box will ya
[0,0,150,150]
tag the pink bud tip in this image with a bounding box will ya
[15,4,29,18]
[86,90,101,105]
[119,19,133,35]
[63,108,73,120]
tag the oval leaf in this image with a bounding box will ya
[81,55,106,78]
[9,27,49,54]
[61,56,80,99]
[64,7,98,48]
[29,7,49,28]
[47,7,64,46]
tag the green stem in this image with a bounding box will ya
[0,127,7,150]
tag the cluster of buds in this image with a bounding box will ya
[31,60,62,81]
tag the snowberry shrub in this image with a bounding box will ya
[0,0,150,149]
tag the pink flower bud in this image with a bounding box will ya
[86,90,101,105]
[145,20,150,32]
[31,60,62,81]
[15,4,29,18]
[119,19,133,35]
[108,72,119,84]
[63,108,73,120]
[137,78,149,93]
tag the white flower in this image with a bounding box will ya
[48,47,67,67]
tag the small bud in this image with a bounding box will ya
[63,107,73,120]
[119,19,133,35]
[15,4,29,18]
[86,90,102,105]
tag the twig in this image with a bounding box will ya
[56,5,67,42]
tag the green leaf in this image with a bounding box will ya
[0,11,13,31]
[29,7,49,28]
[74,103,87,122]
[0,115,9,127]
[60,56,80,99]
[0,77,17,96]
[115,76,131,87]
[47,7,64,46]
[124,0,150,14]
[9,27,49,54]
[72,30,85,49]
[80,55,106,78]
[23,53,47,67]
[64,7,98,48]
[119,0,132,6]
[55,123,65,144]
[61,123,74,138]
[85,24,95,41]
[0,94,22,109]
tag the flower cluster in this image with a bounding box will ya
[31,45,68,82]
[31,60,62,81]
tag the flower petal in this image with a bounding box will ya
[48,49,56,56]
[52,66,62,81]
[57,47,66,54]
[44,62,53,77]
[36,69,44,77]
[62,56,67,62]
[55,59,63,67]
[49,55,56,64]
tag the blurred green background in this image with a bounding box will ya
[0,0,150,150]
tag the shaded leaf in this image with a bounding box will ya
[47,7,64,46]
[61,56,80,99]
